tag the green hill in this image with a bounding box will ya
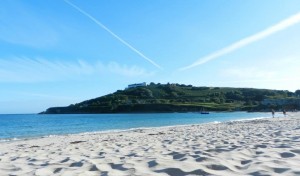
[41,83,300,114]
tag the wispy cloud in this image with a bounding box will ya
[0,58,155,83]
[217,56,300,91]
[64,0,162,70]
[179,12,300,71]
[221,56,300,80]
[213,77,300,92]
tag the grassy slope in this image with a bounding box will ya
[42,84,299,114]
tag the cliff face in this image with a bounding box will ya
[41,83,300,114]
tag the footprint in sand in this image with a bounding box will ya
[290,149,300,154]
[148,160,158,168]
[110,163,128,171]
[89,164,100,171]
[273,167,290,174]
[155,168,209,176]
[256,151,264,155]
[254,144,267,149]
[100,171,108,176]
[69,161,83,167]
[280,152,296,158]
[173,153,186,160]
[241,160,252,165]
[206,164,228,171]
[195,157,208,162]
[60,157,70,163]
[53,168,62,174]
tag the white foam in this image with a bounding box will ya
[229,116,270,122]
[0,137,21,143]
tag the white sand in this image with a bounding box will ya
[1,113,300,176]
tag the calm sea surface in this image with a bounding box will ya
[0,112,281,141]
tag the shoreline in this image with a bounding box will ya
[1,113,299,175]
[0,112,278,143]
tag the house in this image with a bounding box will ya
[127,82,147,89]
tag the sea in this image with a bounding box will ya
[0,112,283,142]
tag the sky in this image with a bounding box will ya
[1,0,300,113]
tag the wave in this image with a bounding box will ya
[0,138,21,143]
[1,113,282,143]
[229,116,270,122]
[0,121,223,143]
[229,114,285,123]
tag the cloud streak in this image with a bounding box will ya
[0,58,154,83]
[216,56,300,91]
[179,11,300,71]
[64,0,162,70]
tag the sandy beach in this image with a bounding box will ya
[0,113,300,176]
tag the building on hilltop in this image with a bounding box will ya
[127,82,147,89]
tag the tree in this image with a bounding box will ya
[245,100,253,106]
[212,97,220,104]
[170,92,178,98]
[295,90,300,97]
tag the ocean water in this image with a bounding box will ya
[0,112,281,141]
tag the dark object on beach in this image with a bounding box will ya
[70,141,86,144]
[148,132,165,136]
[272,109,275,118]
[30,145,40,148]
[283,109,286,117]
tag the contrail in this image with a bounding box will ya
[64,0,162,70]
[179,12,300,71]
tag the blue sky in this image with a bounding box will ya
[1,0,300,113]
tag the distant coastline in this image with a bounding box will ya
[41,83,300,114]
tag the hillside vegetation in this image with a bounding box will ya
[42,83,300,114]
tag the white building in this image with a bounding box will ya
[127,82,147,89]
